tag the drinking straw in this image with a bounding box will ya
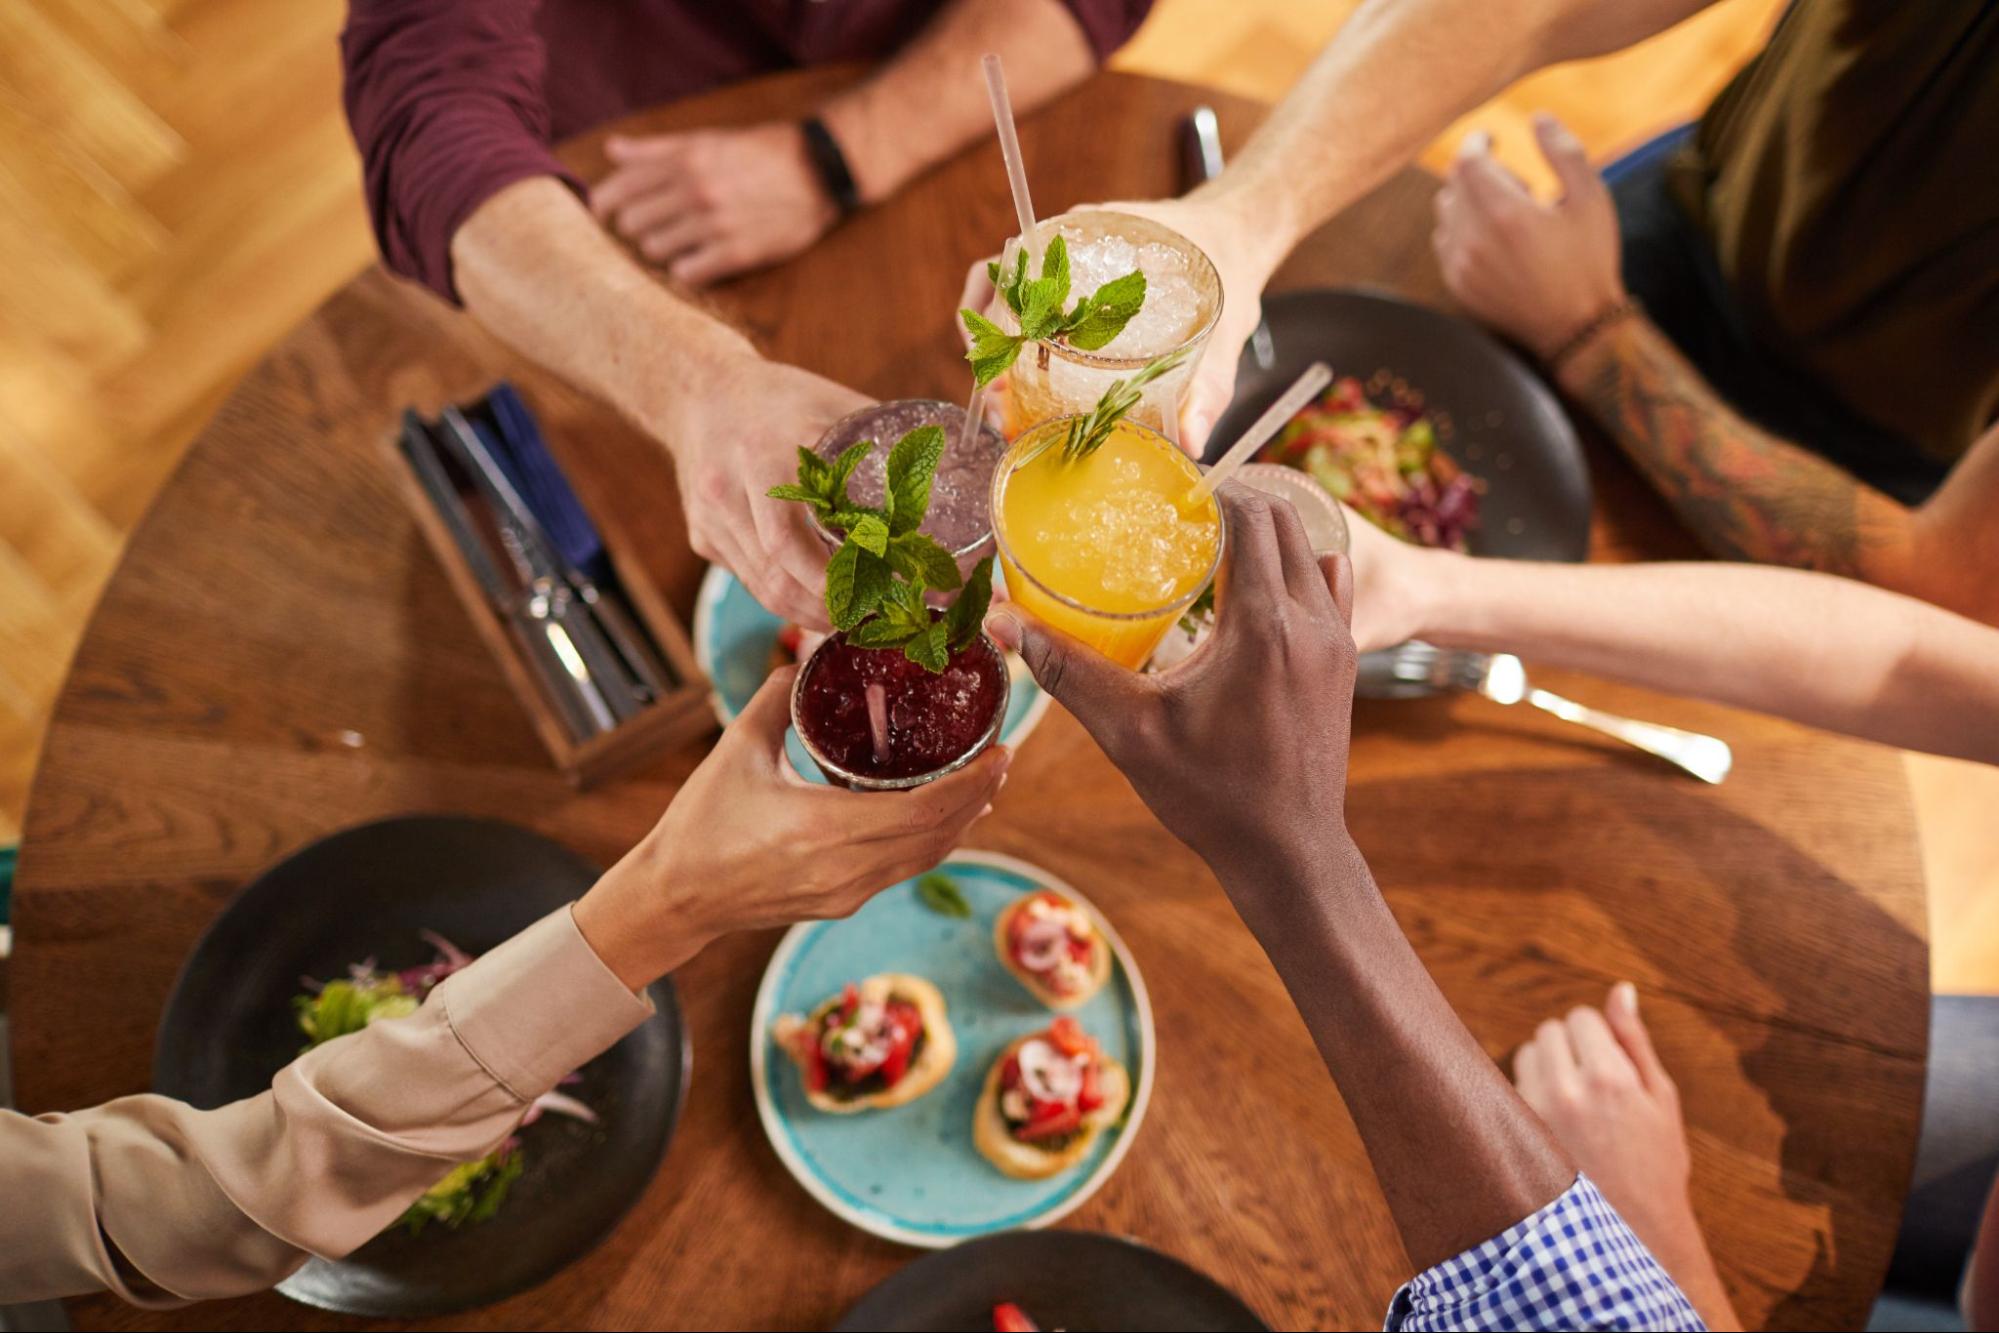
[961,381,989,457]
[865,683,891,767]
[983,54,1040,265]
[1187,362,1333,504]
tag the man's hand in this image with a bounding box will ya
[1433,114,1626,360]
[954,194,1281,458]
[985,487,1356,879]
[575,667,1009,988]
[657,351,870,627]
[1514,983,1742,1331]
[591,123,840,288]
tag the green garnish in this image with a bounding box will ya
[399,1151,526,1234]
[916,872,972,918]
[293,977,417,1048]
[1054,346,1192,463]
[1178,582,1216,636]
[959,234,1148,388]
[767,425,996,671]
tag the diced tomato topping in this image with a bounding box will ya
[1015,1103,1083,1141]
[794,1029,830,1093]
[1066,935,1092,962]
[839,983,859,1019]
[1046,1016,1092,1058]
[1000,1054,1022,1090]
[992,1301,1039,1333]
[1077,1060,1104,1113]
[876,1000,921,1086]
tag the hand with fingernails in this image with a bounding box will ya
[591,123,840,288]
[985,486,1358,892]
[1513,983,1743,1332]
[1433,114,1628,362]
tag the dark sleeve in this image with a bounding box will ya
[340,0,586,303]
[1056,0,1155,62]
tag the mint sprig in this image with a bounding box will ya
[959,234,1149,388]
[767,425,996,671]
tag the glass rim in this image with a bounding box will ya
[788,631,1011,791]
[806,399,1007,561]
[1015,210,1223,370]
[989,416,1226,623]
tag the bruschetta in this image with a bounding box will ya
[773,973,955,1113]
[994,890,1111,1009]
[973,1016,1129,1178]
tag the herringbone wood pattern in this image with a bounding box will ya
[4,0,1992,992]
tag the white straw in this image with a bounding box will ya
[982,54,1040,265]
[1188,362,1334,503]
[865,683,891,766]
[961,381,989,456]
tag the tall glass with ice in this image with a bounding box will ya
[995,210,1222,441]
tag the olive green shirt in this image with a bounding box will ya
[1672,0,1999,464]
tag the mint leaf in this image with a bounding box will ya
[878,576,931,636]
[915,872,972,918]
[1063,270,1148,351]
[848,616,920,649]
[962,309,1022,388]
[826,543,890,632]
[986,258,1002,288]
[846,511,890,558]
[827,439,873,510]
[1015,235,1071,340]
[885,425,946,536]
[999,246,1029,310]
[903,620,951,672]
[824,507,880,536]
[887,530,962,591]
[944,556,995,652]
[765,483,827,509]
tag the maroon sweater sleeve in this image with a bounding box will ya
[341,0,585,303]
[1058,0,1154,62]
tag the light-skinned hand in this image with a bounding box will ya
[1433,115,1627,360]
[574,667,1009,989]
[592,122,840,288]
[654,351,870,628]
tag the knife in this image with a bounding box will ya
[432,408,640,728]
[398,411,606,742]
[1181,106,1277,373]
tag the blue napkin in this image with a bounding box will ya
[474,382,614,584]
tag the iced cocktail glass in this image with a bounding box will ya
[991,415,1224,670]
[809,399,1008,582]
[790,630,1010,791]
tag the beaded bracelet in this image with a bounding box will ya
[1545,298,1641,375]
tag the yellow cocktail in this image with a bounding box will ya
[992,416,1223,669]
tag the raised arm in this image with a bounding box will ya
[1106,0,1718,446]
[1,671,1006,1307]
[988,492,1700,1328]
[1431,116,1999,624]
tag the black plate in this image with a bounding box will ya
[833,1230,1269,1332]
[153,815,689,1319]
[1204,287,1592,563]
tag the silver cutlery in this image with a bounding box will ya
[1181,106,1276,372]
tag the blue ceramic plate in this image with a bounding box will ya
[692,566,1052,782]
[750,851,1155,1248]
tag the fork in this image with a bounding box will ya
[1456,651,1733,784]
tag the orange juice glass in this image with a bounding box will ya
[991,416,1223,669]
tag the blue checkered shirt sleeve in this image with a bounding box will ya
[1385,1174,1707,1330]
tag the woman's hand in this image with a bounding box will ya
[575,668,1009,988]
[591,123,840,288]
[1433,115,1626,360]
[985,487,1354,884]
[1341,502,1456,653]
[655,350,870,629]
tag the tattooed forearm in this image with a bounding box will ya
[1562,318,1905,574]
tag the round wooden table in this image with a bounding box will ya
[13,69,1928,1331]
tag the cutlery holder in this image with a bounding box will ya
[385,391,715,787]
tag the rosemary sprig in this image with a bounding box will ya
[1058,346,1192,462]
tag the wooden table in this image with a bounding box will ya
[12,69,1929,1331]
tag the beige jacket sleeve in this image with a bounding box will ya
[0,905,652,1307]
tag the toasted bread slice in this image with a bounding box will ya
[993,894,1111,1010]
[773,973,956,1114]
[972,1035,1130,1179]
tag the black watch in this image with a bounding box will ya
[799,115,862,217]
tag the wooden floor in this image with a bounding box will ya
[2,0,1992,990]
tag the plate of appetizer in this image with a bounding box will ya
[693,564,1053,775]
[152,816,689,1317]
[750,851,1154,1247]
[1204,287,1591,564]
[833,1230,1269,1331]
